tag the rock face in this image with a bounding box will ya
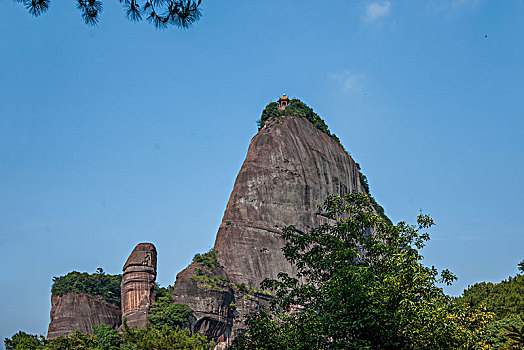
[172,114,366,345]
[172,262,234,342]
[121,243,157,328]
[214,115,365,287]
[47,292,121,339]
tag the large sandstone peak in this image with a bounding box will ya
[214,115,365,287]
[121,243,157,328]
[47,292,121,339]
[172,113,366,345]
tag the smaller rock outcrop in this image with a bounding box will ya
[121,243,157,328]
[172,262,234,343]
[47,292,121,339]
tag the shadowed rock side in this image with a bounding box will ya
[121,243,157,328]
[171,261,272,347]
[214,115,366,287]
[172,262,234,342]
[172,114,366,345]
[47,292,121,339]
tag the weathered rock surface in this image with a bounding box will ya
[47,292,121,339]
[172,114,366,345]
[214,115,365,287]
[172,262,234,342]
[121,243,157,328]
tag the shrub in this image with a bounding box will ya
[192,249,219,270]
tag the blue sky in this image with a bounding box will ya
[1,0,523,345]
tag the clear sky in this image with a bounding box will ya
[1,0,523,345]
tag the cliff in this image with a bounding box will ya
[172,113,366,345]
[214,114,365,287]
[47,292,121,339]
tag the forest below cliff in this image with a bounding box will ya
[7,217,524,349]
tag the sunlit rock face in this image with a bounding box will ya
[214,115,365,287]
[172,114,366,346]
[47,292,121,339]
[121,243,157,328]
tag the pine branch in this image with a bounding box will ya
[15,0,203,29]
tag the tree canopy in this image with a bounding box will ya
[51,268,122,306]
[14,0,202,29]
[148,286,195,330]
[4,324,214,350]
[232,192,493,349]
[456,262,524,348]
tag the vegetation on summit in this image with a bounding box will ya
[51,268,122,306]
[232,192,493,349]
[14,0,202,29]
[258,99,343,149]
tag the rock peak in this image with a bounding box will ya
[121,243,157,328]
[172,110,366,346]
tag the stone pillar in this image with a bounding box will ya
[121,243,157,328]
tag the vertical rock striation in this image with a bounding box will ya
[172,114,366,345]
[214,115,365,287]
[121,243,157,328]
[47,293,121,339]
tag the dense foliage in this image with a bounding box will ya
[51,268,122,306]
[458,274,524,321]
[456,268,524,348]
[14,0,202,29]
[192,248,219,270]
[148,289,195,330]
[5,331,46,350]
[5,324,214,350]
[122,321,213,350]
[232,192,493,349]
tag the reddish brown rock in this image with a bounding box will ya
[214,115,365,288]
[172,262,234,341]
[47,292,121,339]
[172,114,366,345]
[121,243,157,328]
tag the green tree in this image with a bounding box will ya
[14,0,202,29]
[233,192,493,349]
[518,259,524,274]
[93,325,121,350]
[122,320,213,350]
[42,330,97,350]
[148,292,194,330]
[457,275,524,322]
[484,316,524,349]
[504,321,524,349]
[4,331,45,350]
